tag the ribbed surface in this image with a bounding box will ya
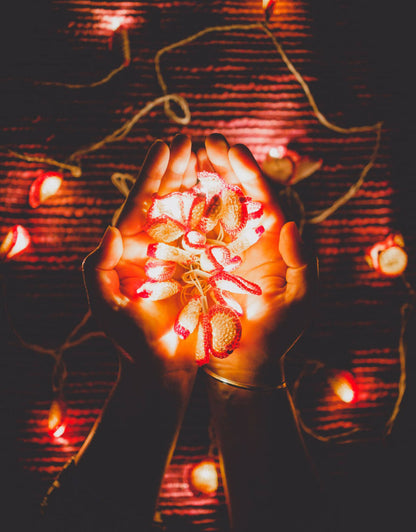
[1,1,415,531]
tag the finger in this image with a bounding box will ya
[228,144,276,205]
[279,222,316,300]
[82,226,125,308]
[205,133,239,185]
[181,151,197,190]
[196,147,215,173]
[117,140,170,236]
[158,134,192,195]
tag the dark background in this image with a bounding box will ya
[1,1,415,530]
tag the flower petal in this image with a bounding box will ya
[200,245,242,273]
[136,280,181,300]
[228,225,264,256]
[147,242,194,265]
[144,216,186,243]
[220,188,248,237]
[174,296,202,339]
[182,230,206,252]
[209,305,241,358]
[145,259,176,281]
[195,314,211,366]
[209,271,262,295]
[212,290,243,316]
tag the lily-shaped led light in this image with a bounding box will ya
[0,224,31,261]
[365,233,408,278]
[328,370,358,404]
[29,171,63,208]
[124,171,265,365]
[262,145,323,185]
[48,397,67,438]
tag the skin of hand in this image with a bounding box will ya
[198,133,318,387]
[82,133,200,377]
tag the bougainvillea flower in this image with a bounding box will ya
[124,171,265,365]
[365,233,408,278]
[0,224,31,261]
[262,145,323,185]
[29,171,63,208]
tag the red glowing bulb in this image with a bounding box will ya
[29,171,63,208]
[263,1,277,21]
[329,371,358,404]
[48,398,67,438]
[365,233,408,278]
[189,460,219,496]
[0,225,31,260]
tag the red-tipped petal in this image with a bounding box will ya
[144,259,176,281]
[209,271,262,295]
[208,305,241,358]
[195,314,211,366]
[174,296,202,339]
[136,280,181,301]
[0,225,31,260]
[144,216,186,243]
[212,290,243,316]
[147,242,194,265]
[220,188,248,237]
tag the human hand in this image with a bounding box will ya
[198,133,317,387]
[82,134,199,375]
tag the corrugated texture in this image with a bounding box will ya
[1,1,415,531]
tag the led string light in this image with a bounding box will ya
[0,2,412,473]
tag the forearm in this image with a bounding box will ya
[44,349,197,530]
[206,372,322,532]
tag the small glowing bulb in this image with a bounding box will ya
[329,371,357,404]
[48,398,67,438]
[109,16,124,32]
[0,225,31,261]
[29,171,63,208]
[189,460,218,496]
[365,233,408,278]
[268,146,286,159]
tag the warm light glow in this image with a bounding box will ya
[29,171,63,208]
[189,460,218,496]
[263,0,277,20]
[365,233,408,278]
[48,398,67,438]
[122,171,265,365]
[329,371,358,404]
[0,225,31,260]
[268,146,286,159]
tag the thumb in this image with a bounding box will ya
[82,226,124,310]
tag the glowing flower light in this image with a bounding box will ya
[365,233,408,278]
[263,0,277,21]
[0,224,31,261]
[48,398,67,438]
[189,460,219,496]
[126,171,265,365]
[29,171,63,208]
[329,371,358,404]
[262,145,323,185]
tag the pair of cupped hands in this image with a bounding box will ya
[83,133,316,387]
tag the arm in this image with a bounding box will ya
[43,135,199,530]
[200,134,321,531]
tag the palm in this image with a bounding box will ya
[200,134,313,384]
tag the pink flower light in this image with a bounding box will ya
[0,224,31,261]
[365,233,408,278]
[29,171,63,208]
[125,171,265,365]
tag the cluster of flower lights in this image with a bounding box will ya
[124,171,265,365]
[1,0,412,461]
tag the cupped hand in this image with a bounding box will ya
[198,133,318,386]
[82,134,199,373]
